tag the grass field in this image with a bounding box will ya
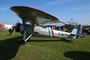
[0,31,90,60]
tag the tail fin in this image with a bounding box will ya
[71,24,84,38]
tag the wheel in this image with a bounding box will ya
[19,40,25,45]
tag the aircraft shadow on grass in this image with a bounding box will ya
[0,36,22,60]
[64,51,90,60]
[28,38,72,43]
[0,36,71,60]
[27,35,72,43]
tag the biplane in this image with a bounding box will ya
[9,6,84,44]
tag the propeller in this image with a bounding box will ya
[9,26,15,35]
[9,22,21,35]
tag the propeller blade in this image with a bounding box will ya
[9,26,15,35]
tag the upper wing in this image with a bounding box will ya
[10,6,60,24]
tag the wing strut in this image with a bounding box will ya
[21,16,36,44]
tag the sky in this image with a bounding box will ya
[0,0,90,25]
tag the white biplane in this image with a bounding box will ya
[9,6,84,44]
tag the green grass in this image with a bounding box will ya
[0,31,90,60]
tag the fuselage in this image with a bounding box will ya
[16,24,71,38]
[34,26,71,38]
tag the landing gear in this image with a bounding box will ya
[19,34,32,45]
